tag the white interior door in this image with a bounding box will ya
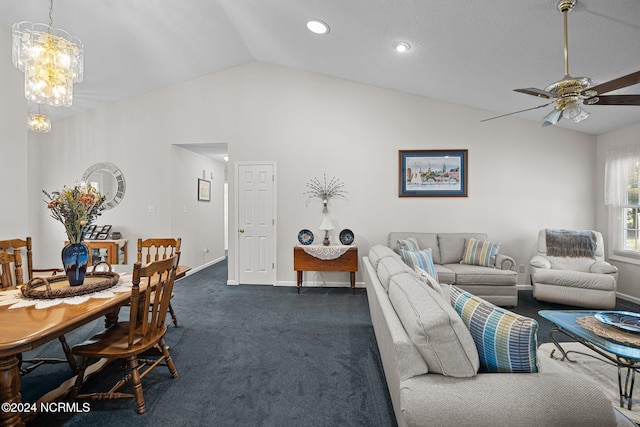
[236,162,276,285]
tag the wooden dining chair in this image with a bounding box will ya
[137,238,181,327]
[69,255,180,414]
[0,237,63,288]
[0,237,73,374]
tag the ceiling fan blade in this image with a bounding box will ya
[585,95,640,106]
[481,102,555,122]
[514,88,555,99]
[588,70,640,95]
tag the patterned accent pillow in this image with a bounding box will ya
[450,286,539,373]
[397,237,420,253]
[401,248,437,279]
[460,238,500,267]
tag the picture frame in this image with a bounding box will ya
[399,149,468,197]
[96,232,109,240]
[198,178,211,202]
[83,225,97,240]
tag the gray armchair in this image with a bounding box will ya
[530,229,618,309]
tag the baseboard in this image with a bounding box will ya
[616,291,640,305]
[184,256,226,277]
[276,280,364,288]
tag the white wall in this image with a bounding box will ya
[17,62,599,288]
[596,122,640,300]
[171,146,226,269]
[0,27,28,237]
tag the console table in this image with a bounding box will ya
[293,245,358,294]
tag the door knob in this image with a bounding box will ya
[239,228,245,233]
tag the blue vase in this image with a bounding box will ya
[62,242,90,286]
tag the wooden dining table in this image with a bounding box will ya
[0,265,190,427]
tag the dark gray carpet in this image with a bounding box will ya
[512,288,640,344]
[20,262,640,426]
[23,260,396,427]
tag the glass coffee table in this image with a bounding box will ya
[539,310,640,410]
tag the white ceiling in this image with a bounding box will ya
[1,0,639,136]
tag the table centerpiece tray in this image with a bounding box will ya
[594,311,640,334]
[21,262,120,299]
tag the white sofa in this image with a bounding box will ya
[530,229,618,309]
[388,232,518,306]
[364,244,633,427]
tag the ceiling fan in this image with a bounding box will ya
[483,0,640,126]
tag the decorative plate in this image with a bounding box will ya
[339,229,355,245]
[594,311,640,334]
[298,229,314,245]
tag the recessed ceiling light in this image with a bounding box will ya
[394,41,411,53]
[306,19,330,35]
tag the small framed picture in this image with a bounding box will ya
[198,178,211,202]
[100,225,112,233]
[96,232,109,240]
[83,225,96,240]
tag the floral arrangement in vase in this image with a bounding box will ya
[303,174,347,213]
[43,185,106,243]
[43,185,106,286]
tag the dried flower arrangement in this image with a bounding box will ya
[43,185,106,244]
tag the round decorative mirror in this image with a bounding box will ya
[81,162,126,210]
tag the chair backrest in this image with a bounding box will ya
[129,255,179,348]
[0,238,33,288]
[137,238,182,265]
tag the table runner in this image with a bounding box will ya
[0,274,134,309]
[299,244,354,260]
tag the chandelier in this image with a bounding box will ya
[12,0,84,108]
[27,112,52,133]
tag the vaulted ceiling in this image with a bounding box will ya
[1,0,639,135]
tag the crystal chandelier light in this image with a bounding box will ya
[27,112,52,133]
[12,0,84,108]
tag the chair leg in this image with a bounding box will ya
[128,356,145,414]
[168,303,178,327]
[159,339,178,379]
[68,357,89,402]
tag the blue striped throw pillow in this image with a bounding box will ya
[397,237,420,253]
[461,238,500,267]
[450,286,539,373]
[400,248,437,279]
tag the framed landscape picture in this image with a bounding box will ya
[399,149,468,197]
[198,178,211,201]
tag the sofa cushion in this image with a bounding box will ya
[400,249,437,279]
[388,233,441,264]
[533,269,616,291]
[438,233,487,264]
[461,238,500,267]
[377,256,417,292]
[397,237,420,252]
[434,265,455,284]
[444,263,517,285]
[388,273,479,377]
[369,244,401,269]
[450,286,539,373]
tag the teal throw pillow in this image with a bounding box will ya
[450,286,539,373]
[401,248,437,279]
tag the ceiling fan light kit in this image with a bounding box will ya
[485,0,640,126]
